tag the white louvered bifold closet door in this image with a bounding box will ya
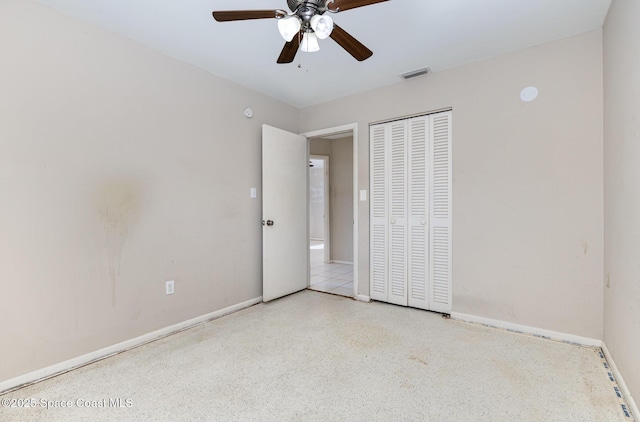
[369,111,451,313]
[388,121,408,306]
[429,111,452,313]
[370,124,388,302]
[407,116,430,309]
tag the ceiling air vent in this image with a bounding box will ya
[400,67,431,80]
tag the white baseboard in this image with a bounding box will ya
[356,294,371,303]
[602,342,639,420]
[450,312,603,347]
[331,260,354,265]
[0,296,262,395]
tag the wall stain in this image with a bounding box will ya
[94,179,142,307]
[581,240,589,255]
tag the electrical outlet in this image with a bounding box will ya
[166,280,175,295]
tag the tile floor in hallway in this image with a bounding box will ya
[309,262,354,297]
[308,240,353,297]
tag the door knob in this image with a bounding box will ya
[266,220,274,226]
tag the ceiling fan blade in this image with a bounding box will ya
[277,33,302,64]
[330,24,373,61]
[212,10,279,22]
[329,0,389,12]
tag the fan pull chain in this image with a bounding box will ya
[296,31,308,72]
[297,30,303,69]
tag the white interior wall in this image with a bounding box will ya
[301,31,604,339]
[0,0,300,382]
[603,0,640,404]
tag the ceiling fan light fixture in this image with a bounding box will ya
[301,32,320,53]
[277,16,301,42]
[310,14,334,39]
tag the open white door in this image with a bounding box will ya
[262,124,308,302]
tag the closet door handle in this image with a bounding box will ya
[421,220,426,225]
[391,219,396,224]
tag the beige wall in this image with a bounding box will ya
[603,0,640,403]
[310,137,354,263]
[329,137,354,263]
[301,31,604,339]
[0,0,299,382]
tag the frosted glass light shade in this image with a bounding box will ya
[300,32,320,52]
[277,17,301,42]
[310,15,334,39]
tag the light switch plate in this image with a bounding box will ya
[359,190,367,201]
[250,188,257,199]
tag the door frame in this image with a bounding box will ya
[309,155,331,263]
[301,123,360,300]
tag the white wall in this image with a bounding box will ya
[0,0,299,382]
[603,0,640,404]
[301,31,604,339]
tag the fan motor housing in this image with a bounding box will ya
[287,0,326,13]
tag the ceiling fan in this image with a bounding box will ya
[212,0,388,64]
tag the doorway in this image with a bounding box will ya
[309,155,330,263]
[306,131,355,297]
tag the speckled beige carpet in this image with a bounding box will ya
[0,291,629,421]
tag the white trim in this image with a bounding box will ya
[302,123,359,299]
[0,297,262,394]
[450,312,603,347]
[356,295,371,302]
[331,260,354,265]
[352,124,359,300]
[369,107,454,126]
[303,123,357,140]
[602,342,639,420]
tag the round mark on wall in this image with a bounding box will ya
[520,86,539,103]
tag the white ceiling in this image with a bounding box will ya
[33,0,612,108]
